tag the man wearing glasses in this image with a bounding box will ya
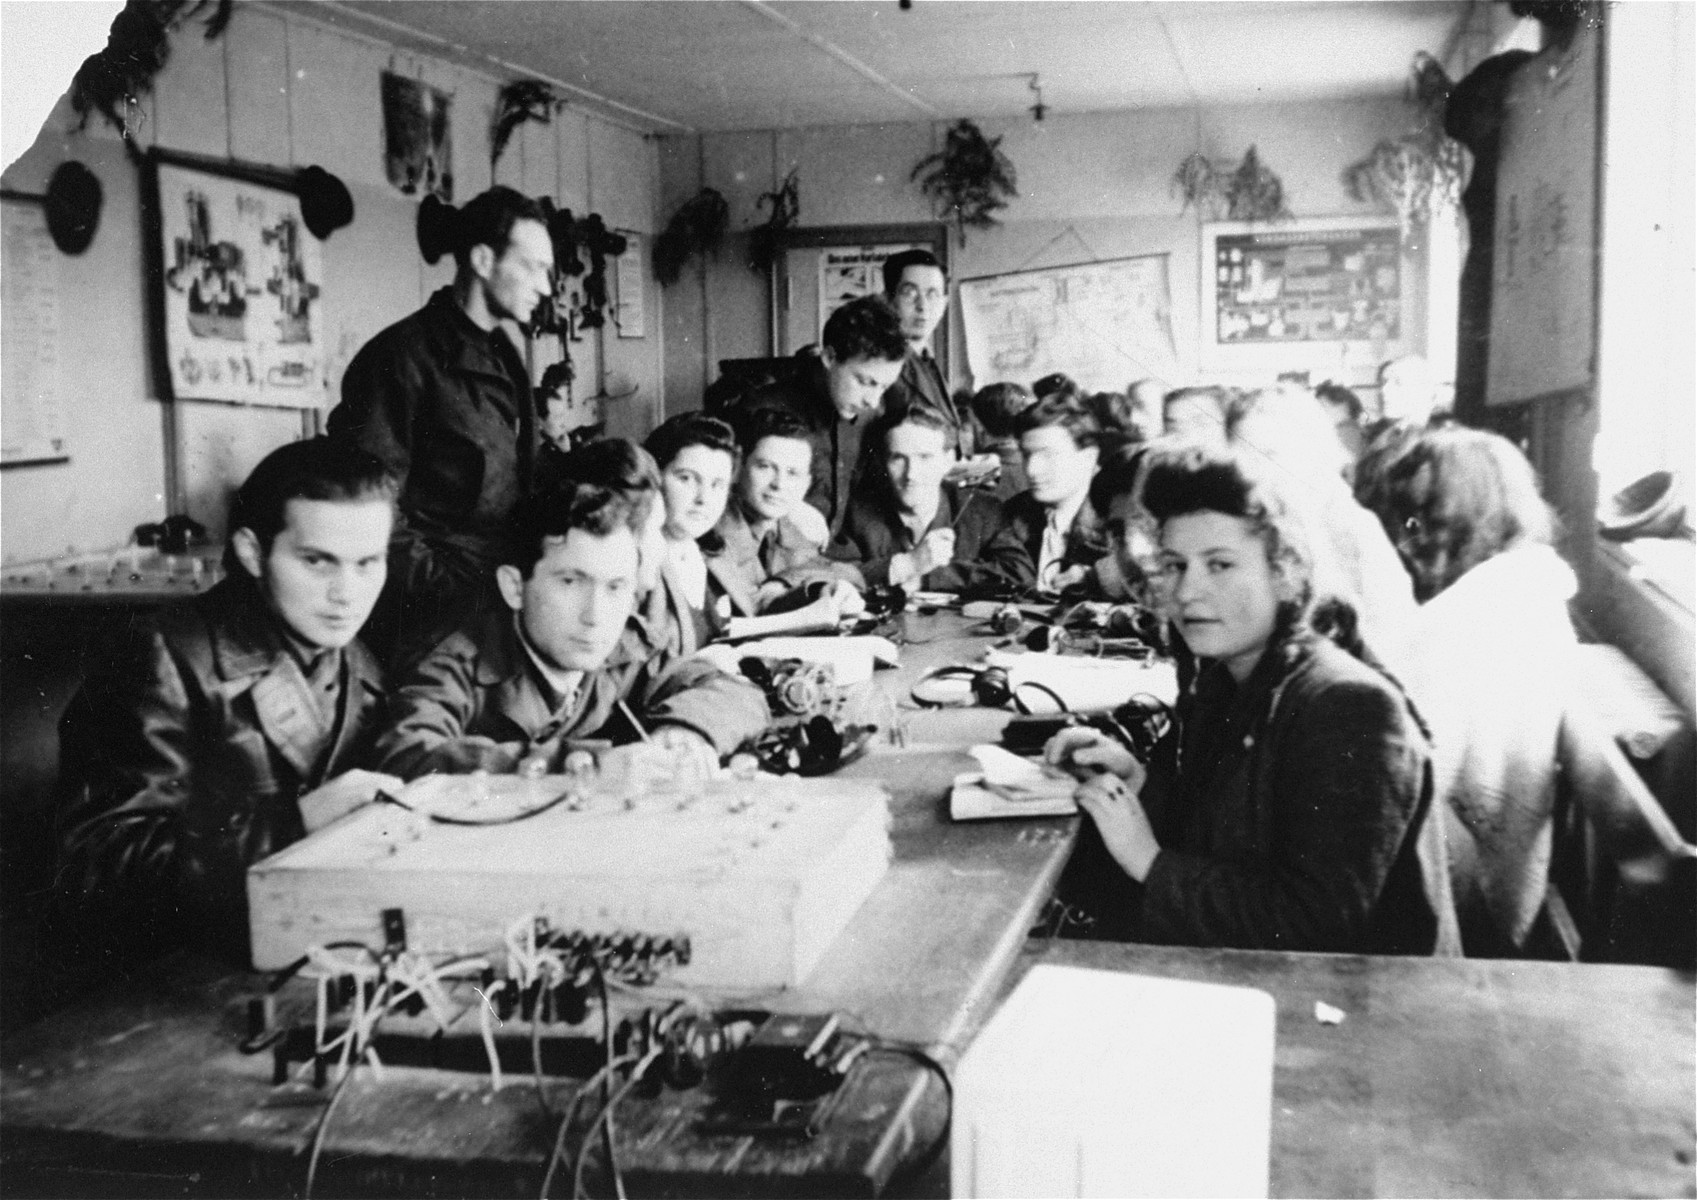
[328,186,555,671]
[881,249,974,457]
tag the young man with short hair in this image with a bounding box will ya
[983,392,1122,597]
[707,407,862,617]
[827,400,1004,594]
[374,482,768,781]
[713,295,907,531]
[54,438,400,961]
[328,186,555,670]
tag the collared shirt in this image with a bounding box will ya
[512,616,584,716]
[1038,490,1089,592]
[666,537,709,609]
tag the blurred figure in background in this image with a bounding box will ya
[969,381,1037,499]
[1314,379,1367,479]
[1125,378,1168,444]
[1163,385,1231,444]
[1364,427,1577,956]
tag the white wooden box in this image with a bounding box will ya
[247,773,892,989]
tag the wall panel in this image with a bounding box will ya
[224,7,292,166]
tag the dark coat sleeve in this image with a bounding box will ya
[629,652,772,755]
[979,495,1040,591]
[922,492,1008,594]
[329,332,426,552]
[54,623,200,921]
[1135,676,1431,953]
[372,636,528,779]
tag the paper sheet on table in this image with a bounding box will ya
[983,649,1180,712]
[951,745,1078,820]
[699,635,899,686]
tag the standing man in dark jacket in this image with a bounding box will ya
[328,186,554,670]
[881,249,972,456]
[53,439,401,963]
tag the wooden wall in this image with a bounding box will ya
[0,4,663,562]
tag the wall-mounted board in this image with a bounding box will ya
[1200,215,1412,378]
[1,199,68,465]
[1486,24,1599,406]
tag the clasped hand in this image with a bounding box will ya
[1043,726,1160,882]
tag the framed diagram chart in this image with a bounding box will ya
[146,154,326,407]
[1201,215,1411,375]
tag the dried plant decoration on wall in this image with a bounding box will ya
[382,72,454,202]
[911,119,1018,239]
[749,167,800,275]
[491,80,564,173]
[1173,145,1291,223]
[654,187,730,286]
[70,0,232,153]
[1343,52,1471,237]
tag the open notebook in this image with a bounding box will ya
[950,744,1080,821]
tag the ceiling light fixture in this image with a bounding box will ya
[1027,73,1046,122]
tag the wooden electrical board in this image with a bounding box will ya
[247,773,893,990]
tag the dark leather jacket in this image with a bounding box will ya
[373,610,770,780]
[981,489,1120,597]
[826,482,1005,594]
[53,578,387,960]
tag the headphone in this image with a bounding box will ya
[910,665,1069,714]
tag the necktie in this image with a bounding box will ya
[1038,515,1066,592]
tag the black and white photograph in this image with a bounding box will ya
[0,2,1691,1197]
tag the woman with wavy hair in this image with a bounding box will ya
[1048,443,1458,954]
[1368,426,1576,954]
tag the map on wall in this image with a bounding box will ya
[155,162,327,407]
[817,244,925,340]
[958,255,1176,394]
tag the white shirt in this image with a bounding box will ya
[666,536,708,610]
[1037,491,1087,592]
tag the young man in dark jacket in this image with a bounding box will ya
[712,295,907,531]
[54,438,400,962]
[327,186,554,670]
[374,481,769,781]
[826,399,1005,595]
[982,392,1120,597]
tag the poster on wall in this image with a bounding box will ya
[1,199,68,465]
[1200,215,1410,376]
[958,255,1177,394]
[153,160,326,407]
[614,234,645,338]
[381,71,454,202]
[817,243,924,339]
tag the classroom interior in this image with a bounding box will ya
[1,1,1694,1196]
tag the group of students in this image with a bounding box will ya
[49,184,1577,971]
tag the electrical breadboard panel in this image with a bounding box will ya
[248,773,893,989]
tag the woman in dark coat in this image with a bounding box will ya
[1047,444,1459,955]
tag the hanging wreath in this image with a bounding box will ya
[653,187,730,286]
[911,119,1018,238]
[70,0,232,151]
[1342,52,1473,237]
[492,80,563,172]
[1172,145,1290,222]
[749,167,800,275]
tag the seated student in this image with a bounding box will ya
[1367,427,1578,955]
[1045,444,1458,955]
[712,295,908,531]
[1124,378,1168,444]
[1162,384,1232,443]
[1224,383,1417,676]
[706,406,862,617]
[968,381,1036,500]
[374,481,768,781]
[53,438,400,961]
[827,399,1005,593]
[1088,390,1141,457]
[1314,379,1367,477]
[644,412,740,652]
[982,392,1116,596]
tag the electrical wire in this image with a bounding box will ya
[538,1055,631,1200]
[572,1050,661,1200]
[862,1040,955,1192]
[302,1056,357,1200]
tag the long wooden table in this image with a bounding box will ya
[1012,940,1697,1199]
[0,611,1067,1197]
